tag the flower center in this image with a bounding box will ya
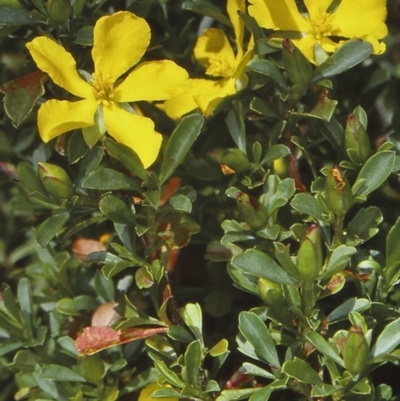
[206,54,235,78]
[92,72,114,102]
[306,11,335,39]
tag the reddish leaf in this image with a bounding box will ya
[0,70,47,127]
[75,325,168,355]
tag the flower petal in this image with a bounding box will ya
[332,0,388,42]
[114,60,190,102]
[292,35,318,64]
[194,28,236,77]
[162,79,201,120]
[194,79,236,117]
[227,0,246,59]
[103,102,162,168]
[26,37,92,98]
[248,0,308,31]
[303,0,332,18]
[92,11,150,83]
[38,99,98,142]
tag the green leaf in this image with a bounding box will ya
[181,303,203,346]
[291,193,325,221]
[282,40,313,87]
[312,40,373,82]
[17,161,46,196]
[82,168,141,191]
[169,194,192,213]
[319,245,357,280]
[76,145,104,186]
[247,59,288,92]
[250,96,280,119]
[217,388,259,401]
[185,340,202,389]
[40,364,85,382]
[68,131,89,164]
[282,357,322,384]
[0,71,46,127]
[239,312,280,367]
[231,249,297,284]
[327,298,370,324]
[346,206,383,246]
[260,144,291,166]
[0,6,40,25]
[304,329,344,367]
[311,384,342,397]
[318,118,345,157]
[182,0,231,25]
[370,318,400,357]
[36,212,70,248]
[154,360,185,388]
[74,25,94,45]
[159,113,204,184]
[98,195,136,225]
[17,278,33,338]
[103,138,147,181]
[249,386,273,401]
[385,216,400,285]
[354,151,395,197]
[241,362,275,380]
[56,298,80,316]
[226,108,246,153]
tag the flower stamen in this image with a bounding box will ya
[306,11,336,40]
[206,54,235,78]
[92,72,114,101]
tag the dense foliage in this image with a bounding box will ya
[1,1,400,400]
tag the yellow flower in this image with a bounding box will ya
[164,0,254,119]
[26,11,190,168]
[248,0,388,64]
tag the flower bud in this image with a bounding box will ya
[38,162,73,199]
[343,325,369,375]
[208,148,251,174]
[345,113,370,164]
[258,278,283,304]
[296,224,323,281]
[236,191,268,230]
[325,166,353,216]
[47,0,71,24]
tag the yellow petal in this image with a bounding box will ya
[303,0,332,18]
[318,35,340,54]
[227,0,246,59]
[92,11,150,83]
[162,79,200,120]
[292,35,318,64]
[194,28,236,78]
[103,102,162,168]
[37,99,99,142]
[194,79,236,117]
[26,37,92,98]
[114,60,190,102]
[332,0,388,42]
[248,0,308,31]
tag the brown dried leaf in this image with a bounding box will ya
[75,325,168,355]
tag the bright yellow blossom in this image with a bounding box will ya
[248,0,388,64]
[164,0,254,119]
[26,11,190,168]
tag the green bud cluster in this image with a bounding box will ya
[296,224,323,281]
[38,162,73,199]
